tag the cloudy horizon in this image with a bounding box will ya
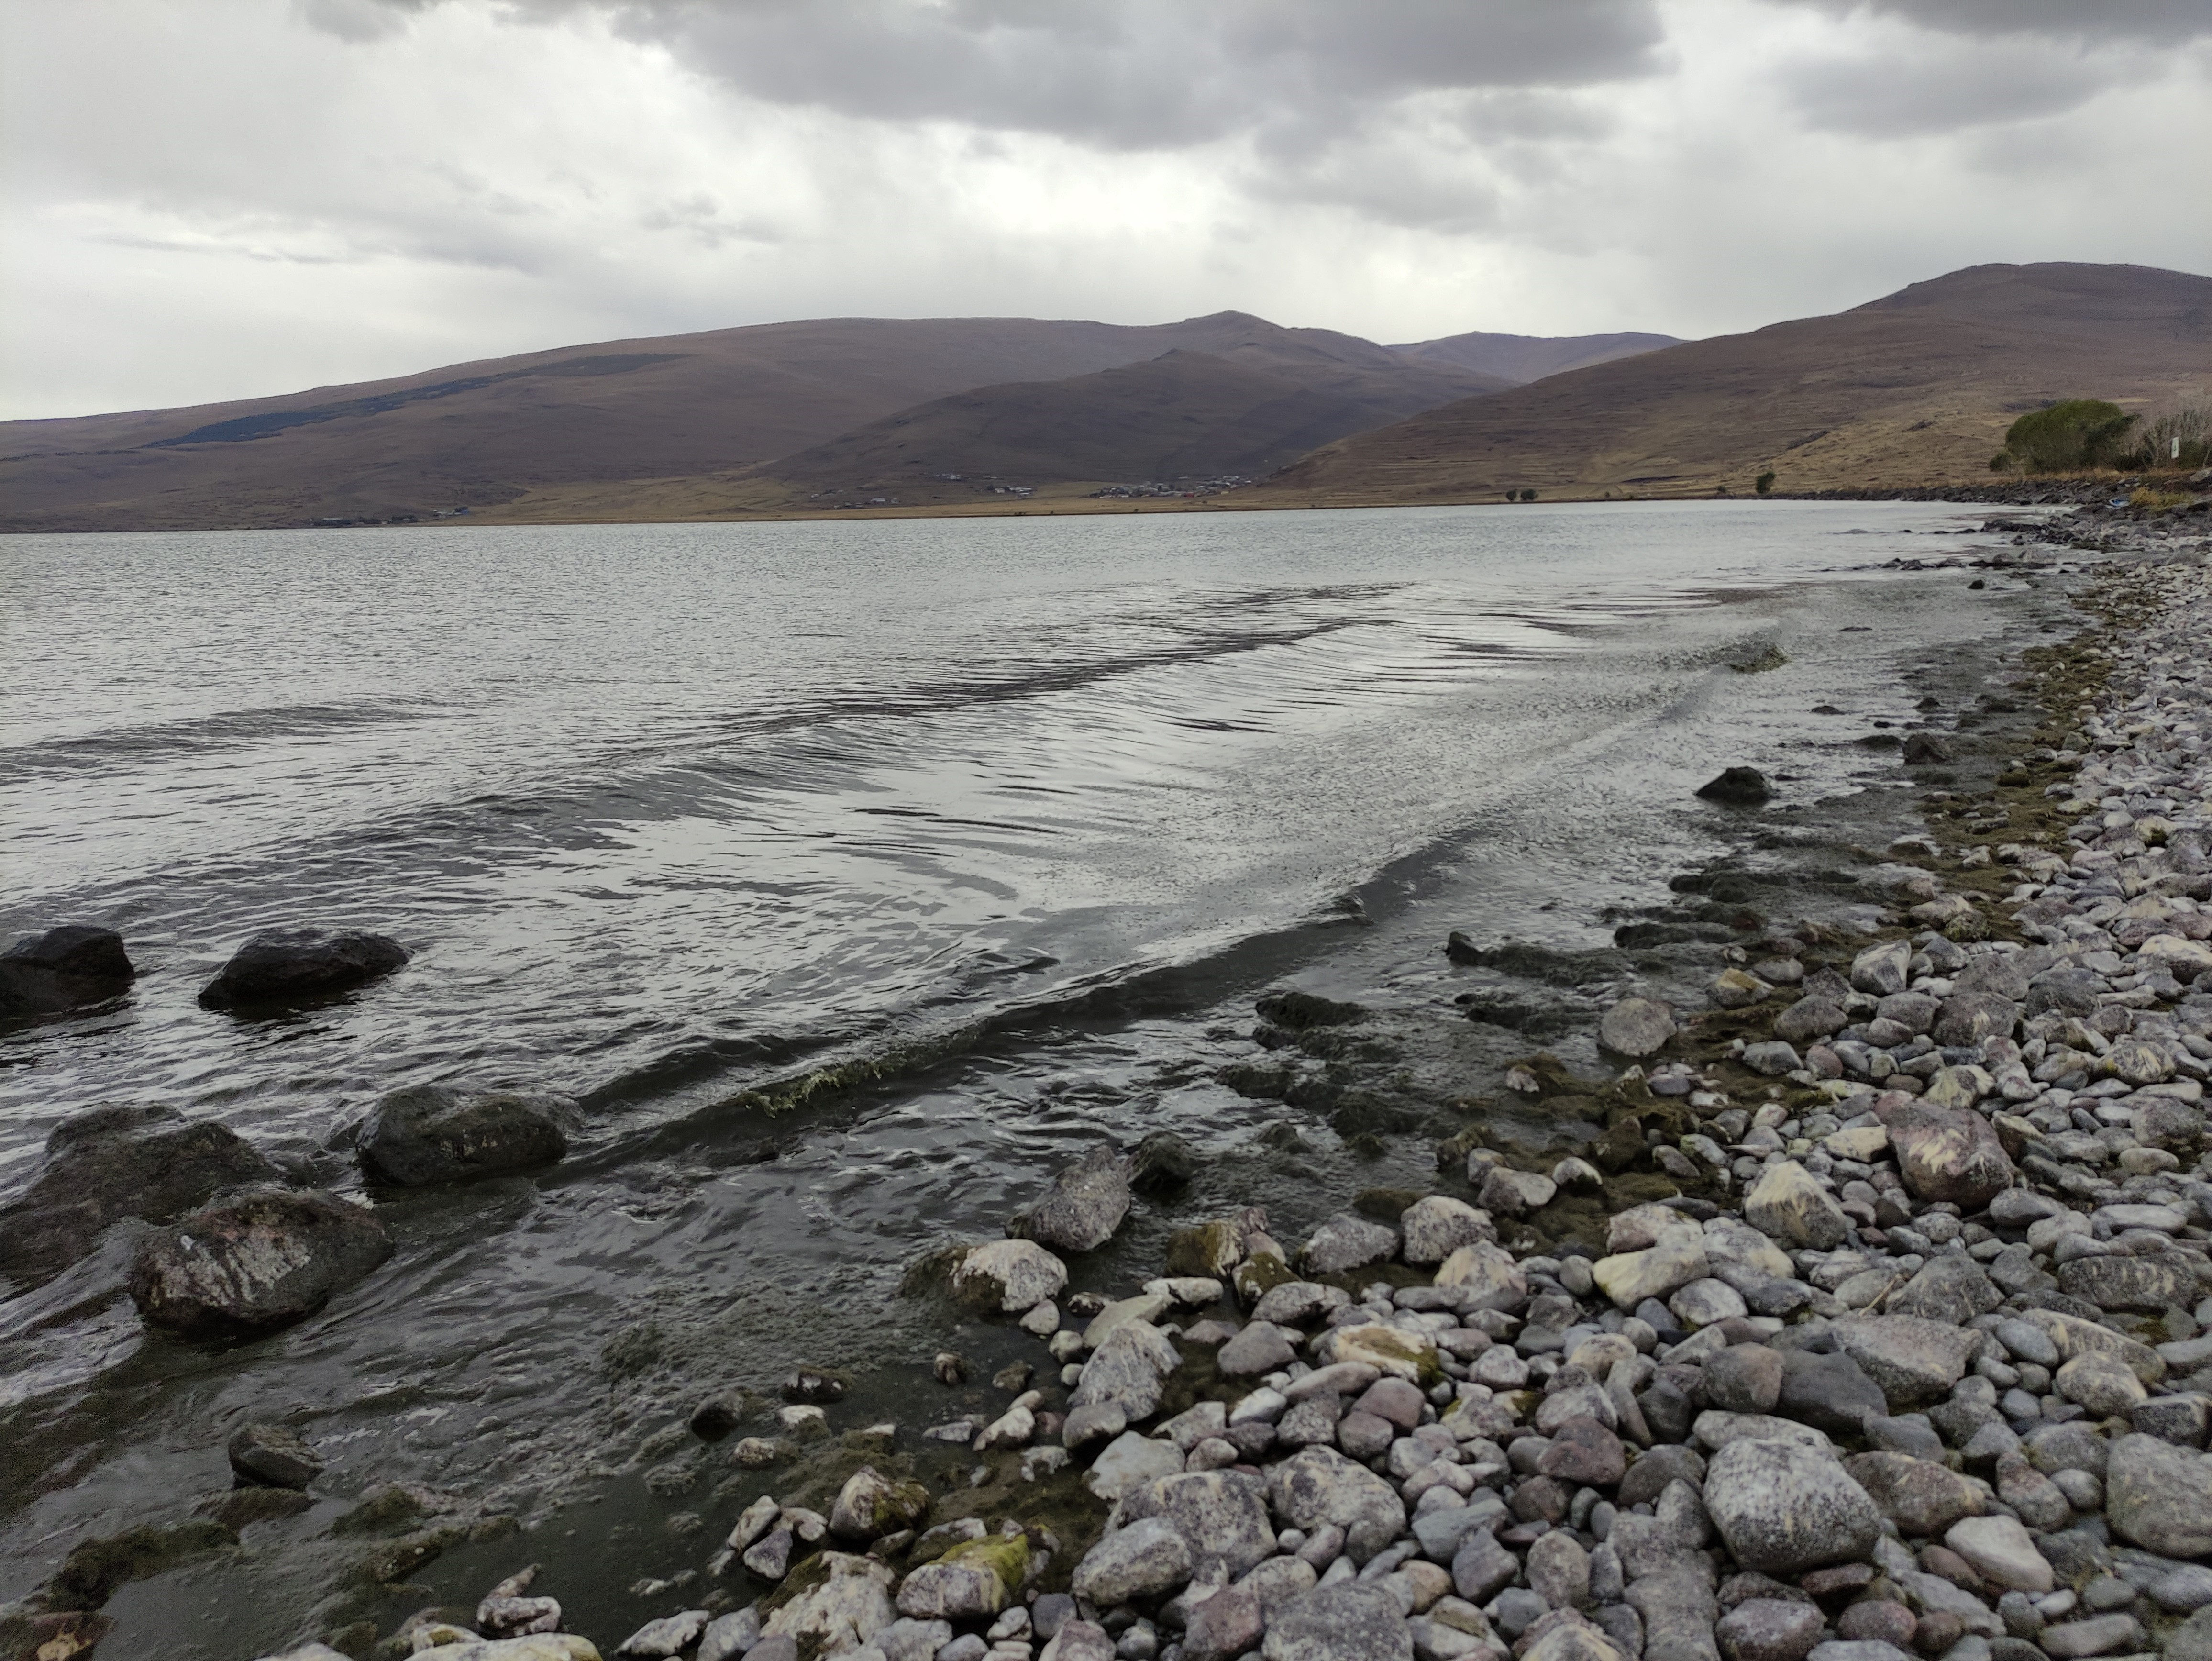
[4,0,2209,421]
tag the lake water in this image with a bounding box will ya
[0,501,2046,1653]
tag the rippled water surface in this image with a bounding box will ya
[0,501,2039,1652]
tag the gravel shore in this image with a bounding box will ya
[233,511,2212,1661]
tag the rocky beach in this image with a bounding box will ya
[7,495,2212,1661]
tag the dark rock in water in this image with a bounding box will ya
[355,1085,578,1186]
[128,1186,393,1339]
[0,925,136,1014]
[197,928,408,1010]
[690,1397,741,1440]
[1011,1145,1131,1253]
[227,1423,325,1489]
[1130,1132,1197,1195]
[0,1105,283,1280]
[1697,768,1771,806]
[1255,988,1370,1029]
[1902,734,1956,765]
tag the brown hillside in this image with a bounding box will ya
[0,312,1437,532]
[763,323,1507,502]
[1273,263,2212,505]
[1391,330,1681,384]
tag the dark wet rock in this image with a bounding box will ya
[783,1365,852,1404]
[1703,1440,1881,1574]
[1902,734,1955,765]
[1703,1345,1785,1415]
[1012,1145,1132,1254]
[1129,1132,1197,1195]
[42,1518,238,1612]
[127,1185,393,1339]
[1255,988,1370,1029]
[1777,1349,1888,1435]
[355,1084,579,1186]
[1698,768,1772,806]
[1261,1583,1411,1661]
[1876,1100,2015,1208]
[2025,968,2106,1020]
[226,1423,324,1490]
[197,928,408,1009]
[0,924,135,1013]
[1619,1444,1707,1508]
[0,1104,283,1279]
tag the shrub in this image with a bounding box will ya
[2120,405,2211,471]
[1998,399,2139,473]
[1521,488,1538,502]
[1755,470,1776,495]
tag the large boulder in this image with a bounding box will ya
[762,1552,896,1653]
[127,1186,393,1338]
[1875,1100,2014,1208]
[0,925,135,1014]
[1702,1439,1881,1574]
[197,929,408,1010]
[1261,1583,1411,1661]
[897,1536,1027,1620]
[1743,1162,1848,1250]
[1840,1453,1985,1536]
[2106,1433,2212,1558]
[1071,1516,1191,1606]
[1266,1446,1406,1563]
[1124,1472,1275,1577]
[830,1467,931,1542]
[1599,997,1677,1058]
[1012,1147,1132,1254]
[1398,1196,1494,1266]
[0,1104,283,1279]
[1068,1321,1181,1421]
[947,1239,1067,1313]
[1831,1316,1981,1408]
[356,1085,579,1186]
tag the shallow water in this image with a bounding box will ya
[0,501,2048,1652]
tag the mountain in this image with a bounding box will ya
[1390,330,1681,384]
[1269,263,2212,505]
[0,311,1488,532]
[763,320,1509,503]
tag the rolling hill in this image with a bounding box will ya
[763,320,1510,505]
[0,311,1493,532]
[1267,263,2212,506]
[1390,330,1681,384]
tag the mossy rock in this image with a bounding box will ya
[44,1520,238,1611]
[356,1523,468,1587]
[1233,1251,1296,1306]
[1353,1187,1427,1221]
[1253,989,1370,1030]
[940,1531,1031,1598]
[1164,1220,1243,1280]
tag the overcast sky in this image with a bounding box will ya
[4,0,2208,420]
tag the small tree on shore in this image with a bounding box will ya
[1755,470,1776,495]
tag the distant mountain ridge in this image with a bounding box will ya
[0,309,1520,532]
[1269,262,2212,505]
[1391,330,1681,384]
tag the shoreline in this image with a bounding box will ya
[10,512,2212,1661]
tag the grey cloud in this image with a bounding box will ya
[1766,0,2212,43]
[1781,42,2119,136]
[437,0,1670,152]
[295,0,438,43]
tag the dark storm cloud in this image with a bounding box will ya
[324,0,1668,151]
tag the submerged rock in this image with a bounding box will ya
[1696,768,1771,806]
[227,1423,325,1490]
[356,1084,579,1186]
[0,1104,283,1279]
[128,1185,393,1338]
[0,924,135,1014]
[948,1239,1068,1313]
[197,928,408,1009]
